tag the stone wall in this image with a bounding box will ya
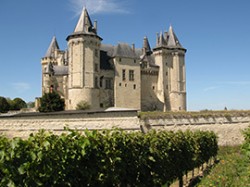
[142,116,250,146]
[0,111,249,145]
[0,110,140,138]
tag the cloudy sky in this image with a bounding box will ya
[0,0,250,111]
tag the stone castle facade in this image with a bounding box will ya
[41,8,187,111]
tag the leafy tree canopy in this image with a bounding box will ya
[38,91,65,112]
[12,98,27,110]
[0,97,10,113]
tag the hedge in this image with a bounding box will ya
[0,129,218,186]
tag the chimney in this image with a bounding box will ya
[132,43,135,52]
[94,20,97,33]
[156,32,159,46]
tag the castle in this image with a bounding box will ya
[41,8,187,111]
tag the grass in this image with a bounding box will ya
[196,146,250,187]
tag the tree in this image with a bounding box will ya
[12,98,27,110]
[0,97,10,113]
[38,92,65,112]
[6,98,14,110]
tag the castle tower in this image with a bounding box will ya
[66,8,102,109]
[41,36,59,94]
[153,26,186,111]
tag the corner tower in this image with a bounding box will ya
[41,36,60,94]
[66,8,102,109]
[153,26,187,111]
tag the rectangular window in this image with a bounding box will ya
[105,79,112,89]
[122,69,126,81]
[129,70,134,81]
[100,78,103,88]
[133,84,136,89]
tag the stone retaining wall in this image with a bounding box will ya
[142,116,250,146]
[0,110,140,138]
[0,111,249,145]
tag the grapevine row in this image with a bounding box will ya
[0,129,218,186]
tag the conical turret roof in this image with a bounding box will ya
[143,37,152,55]
[66,8,102,41]
[74,8,96,34]
[165,25,183,48]
[154,25,185,51]
[45,36,59,57]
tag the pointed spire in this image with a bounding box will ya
[45,36,59,57]
[143,37,152,55]
[166,25,183,48]
[74,8,96,34]
[158,32,165,47]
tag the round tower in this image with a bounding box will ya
[66,8,102,110]
[153,26,187,111]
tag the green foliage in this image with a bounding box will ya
[0,129,218,186]
[242,126,250,159]
[0,96,10,113]
[198,146,250,186]
[11,98,27,110]
[38,92,65,112]
[76,100,90,110]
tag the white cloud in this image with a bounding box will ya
[203,86,218,92]
[12,82,31,93]
[69,0,130,15]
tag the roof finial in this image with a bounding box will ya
[83,0,87,10]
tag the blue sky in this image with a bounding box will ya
[0,0,250,111]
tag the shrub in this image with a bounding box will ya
[0,97,10,113]
[38,91,64,112]
[76,100,90,110]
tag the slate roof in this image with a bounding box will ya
[101,43,141,59]
[165,25,183,48]
[101,44,115,57]
[143,37,152,55]
[45,36,59,57]
[44,63,68,76]
[140,54,158,68]
[53,66,68,76]
[113,43,138,58]
[100,43,142,70]
[74,8,96,35]
[156,25,185,50]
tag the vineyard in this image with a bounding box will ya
[0,129,218,186]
